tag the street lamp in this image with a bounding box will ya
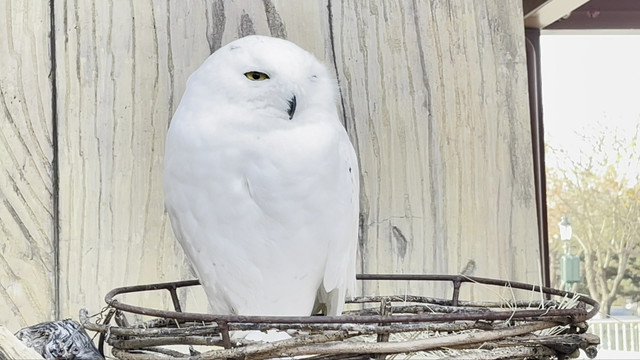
[559,215,580,291]
[559,215,572,242]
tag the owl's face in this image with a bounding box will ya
[188,35,337,123]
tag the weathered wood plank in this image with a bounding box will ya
[53,0,335,320]
[54,0,540,317]
[332,0,540,299]
[0,325,44,360]
[0,0,55,330]
[53,0,200,319]
[0,0,541,326]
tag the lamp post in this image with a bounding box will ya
[559,215,580,292]
[559,215,572,253]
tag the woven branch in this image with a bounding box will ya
[109,335,223,349]
[343,304,492,315]
[235,321,557,359]
[348,295,558,309]
[86,275,600,360]
[439,346,557,360]
[196,331,352,360]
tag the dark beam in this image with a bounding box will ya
[523,0,550,16]
[547,10,640,29]
[524,0,590,28]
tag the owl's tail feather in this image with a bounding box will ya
[313,286,345,316]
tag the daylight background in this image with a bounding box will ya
[542,33,640,317]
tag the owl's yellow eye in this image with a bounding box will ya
[244,71,270,81]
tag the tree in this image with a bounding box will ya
[546,124,640,315]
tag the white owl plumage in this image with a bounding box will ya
[163,35,359,317]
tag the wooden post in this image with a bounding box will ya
[1,0,541,326]
[0,0,56,330]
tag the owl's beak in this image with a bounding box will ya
[287,95,297,120]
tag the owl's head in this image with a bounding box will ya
[187,35,338,123]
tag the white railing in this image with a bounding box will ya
[588,318,640,352]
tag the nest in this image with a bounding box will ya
[83,274,600,359]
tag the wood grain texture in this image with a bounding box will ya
[1,0,540,326]
[53,0,336,320]
[332,0,540,298]
[0,325,44,360]
[0,0,55,330]
[53,0,205,319]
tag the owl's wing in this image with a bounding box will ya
[318,129,359,315]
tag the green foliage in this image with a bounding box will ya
[545,123,640,315]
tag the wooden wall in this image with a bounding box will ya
[0,0,539,330]
[0,1,56,331]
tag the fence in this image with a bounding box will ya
[589,318,640,352]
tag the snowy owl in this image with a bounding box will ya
[163,35,359,317]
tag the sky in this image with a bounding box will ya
[540,34,640,180]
